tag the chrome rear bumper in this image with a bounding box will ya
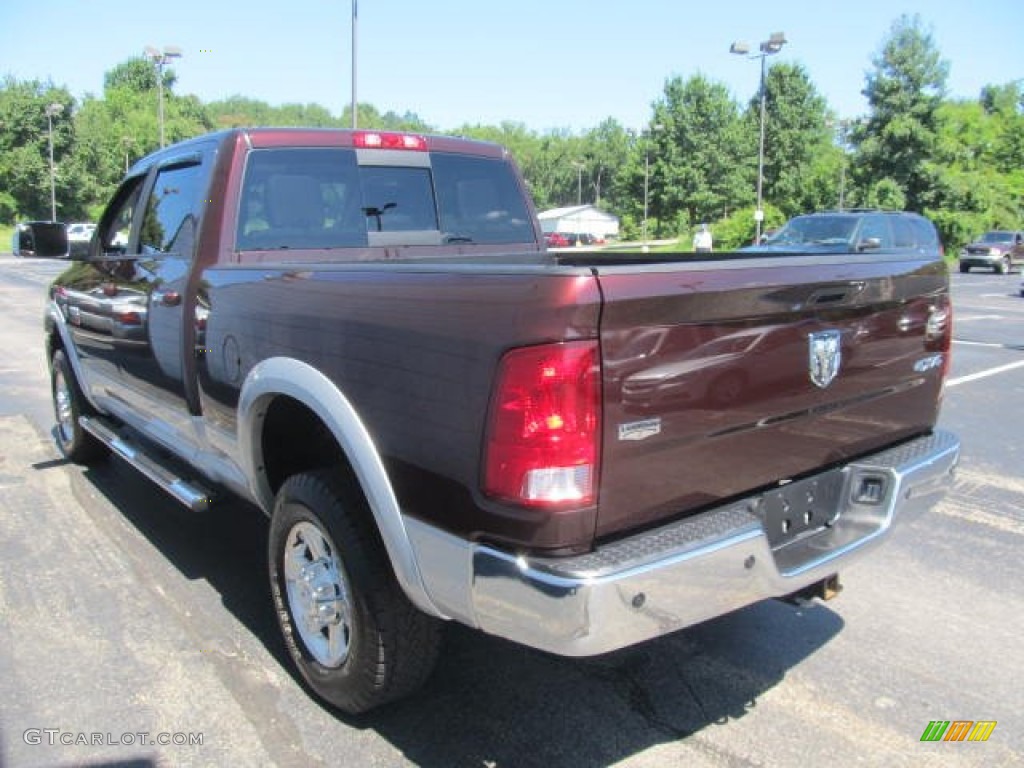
[407,430,959,656]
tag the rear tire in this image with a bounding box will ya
[959,264,969,273]
[268,470,442,713]
[51,349,107,464]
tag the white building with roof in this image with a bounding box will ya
[536,205,619,239]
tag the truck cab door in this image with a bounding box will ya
[106,152,211,454]
[55,175,147,411]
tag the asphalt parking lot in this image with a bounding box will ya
[0,255,1020,768]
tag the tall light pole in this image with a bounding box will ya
[144,45,183,148]
[122,136,135,173]
[351,0,358,128]
[641,123,663,252]
[573,161,584,206]
[730,32,787,243]
[834,119,853,210]
[45,102,63,222]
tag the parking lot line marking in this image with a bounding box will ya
[947,360,1024,388]
[953,340,1005,348]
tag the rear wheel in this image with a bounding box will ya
[51,349,107,464]
[268,470,441,713]
[959,264,969,273]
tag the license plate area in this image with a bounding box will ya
[754,469,847,549]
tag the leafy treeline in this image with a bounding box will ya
[1,15,1021,252]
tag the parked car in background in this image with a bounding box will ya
[12,221,69,258]
[544,231,571,247]
[959,230,1024,274]
[742,210,942,259]
[66,222,96,259]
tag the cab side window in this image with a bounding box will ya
[140,161,206,257]
[98,177,145,254]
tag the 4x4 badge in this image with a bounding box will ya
[809,330,842,388]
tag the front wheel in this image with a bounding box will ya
[51,349,107,464]
[268,470,442,713]
[959,264,970,273]
[997,257,1009,275]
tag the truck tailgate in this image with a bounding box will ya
[594,254,950,540]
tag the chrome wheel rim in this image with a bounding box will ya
[283,520,352,667]
[54,369,74,444]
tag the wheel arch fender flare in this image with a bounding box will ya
[237,356,445,619]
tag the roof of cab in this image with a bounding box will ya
[129,128,508,177]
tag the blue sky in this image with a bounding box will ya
[2,1,1022,133]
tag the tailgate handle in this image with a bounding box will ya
[809,283,865,305]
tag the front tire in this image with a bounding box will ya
[268,470,441,713]
[51,349,107,464]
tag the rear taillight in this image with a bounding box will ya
[926,296,953,380]
[352,131,427,151]
[484,340,601,508]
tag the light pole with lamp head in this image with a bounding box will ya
[730,32,787,243]
[144,45,183,148]
[351,0,358,128]
[45,102,63,222]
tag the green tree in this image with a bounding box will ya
[579,118,631,208]
[99,57,214,160]
[0,76,78,220]
[646,74,748,234]
[206,95,277,127]
[856,14,949,211]
[923,94,1024,250]
[104,57,171,93]
[453,122,582,211]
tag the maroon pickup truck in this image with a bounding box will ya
[46,128,960,713]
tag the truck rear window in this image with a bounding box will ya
[236,148,535,251]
